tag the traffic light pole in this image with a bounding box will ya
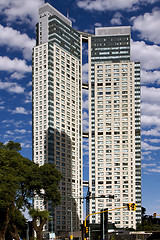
[84,206,127,240]
[101,208,108,240]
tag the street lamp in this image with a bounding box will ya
[68,209,73,240]
[49,215,55,240]
[51,215,53,233]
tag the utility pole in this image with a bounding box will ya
[86,187,91,217]
[71,210,73,240]
[51,215,53,233]
[68,209,73,240]
[101,208,108,240]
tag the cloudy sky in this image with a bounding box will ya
[0,0,160,216]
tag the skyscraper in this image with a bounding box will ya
[32,3,141,236]
[88,27,141,229]
[32,3,83,237]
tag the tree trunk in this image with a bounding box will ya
[33,218,47,240]
[0,232,6,240]
[10,223,20,240]
[0,206,10,240]
[36,230,43,240]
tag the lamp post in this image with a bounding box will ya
[51,215,53,233]
[68,209,73,240]
[49,215,54,240]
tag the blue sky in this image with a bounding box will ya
[0,0,160,217]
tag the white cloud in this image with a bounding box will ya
[83,138,89,144]
[21,142,32,149]
[83,144,89,151]
[141,86,160,104]
[69,17,76,23]
[141,141,160,150]
[141,70,160,85]
[147,139,160,143]
[83,111,89,120]
[141,103,160,117]
[0,24,35,60]
[11,107,29,115]
[82,63,89,83]
[141,115,160,127]
[111,12,123,25]
[83,119,89,132]
[6,130,14,135]
[14,129,27,134]
[132,9,160,44]
[83,99,89,109]
[141,87,160,128]
[141,150,151,155]
[10,72,26,80]
[0,56,31,73]
[0,0,45,26]
[142,163,156,168]
[131,40,160,70]
[77,0,158,11]
[0,100,4,110]
[82,89,89,98]
[27,81,32,87]
[0,81,24,93]
[83,111,89,132]
[2,119,23,127]
[148,168,160,173]
[95,22,102,27]
[24,91,32,103]
[82,45,88,56]
[142,128,160,136]
[83,28,94,34]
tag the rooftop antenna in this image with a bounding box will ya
[67,8,69,18]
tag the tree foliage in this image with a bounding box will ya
[0,141,62,240]
[29,209,50,240]
[137,207,160,231]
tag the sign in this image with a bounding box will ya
[49,233,55,240]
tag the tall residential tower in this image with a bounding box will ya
[32,3,141,236]
[88,27,141,229]
[32,3,83,237]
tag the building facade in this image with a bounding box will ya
[32,3,83,236]
[32,3,141,236]
[88,27,141,229]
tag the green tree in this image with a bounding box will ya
[6,208,26,240]
[0,141,62,240]
[29,209,50,240]
[29,163,63,240]
[136,207,160,232]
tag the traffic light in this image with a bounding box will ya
[127,203,132,211]
[131,203,137,211]
[85,220,89,238]
[153,212,156,218]
[127,203,137,211]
